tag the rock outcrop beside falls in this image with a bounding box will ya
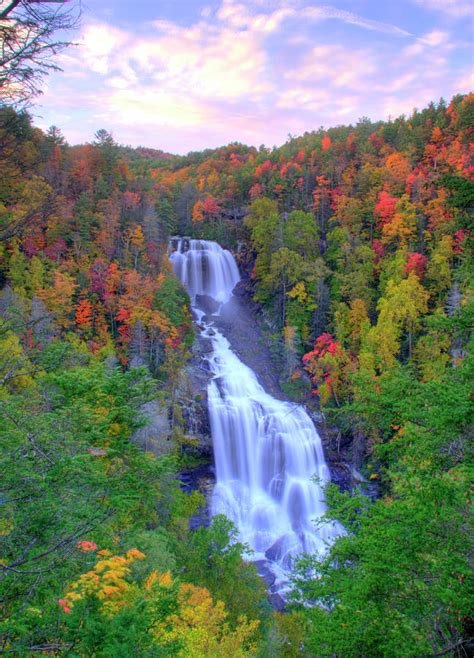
[132,331,214,458]
[132,398,173,456]
[180,326,214,455]
[198,293,286,401]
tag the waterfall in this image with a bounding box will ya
[169,237,240,303]
[170,238,340,593]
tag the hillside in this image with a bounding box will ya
[0,93,473,655]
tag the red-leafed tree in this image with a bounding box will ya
[302,333,350,405]
[192,196,221,223]
[375,191,398,228]
[405,252,428,279]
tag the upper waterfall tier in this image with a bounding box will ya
[169,238,240,303]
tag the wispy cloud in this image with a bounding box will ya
[216,0,412,36]
[301,5,412,36]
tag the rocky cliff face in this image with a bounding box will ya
[131,307,214,458]
[179,324,214,456]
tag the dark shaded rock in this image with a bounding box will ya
[195,294,221,314]
[328,463,353,493]
[254,560,276,588]
[210,295,286,400]
[268,593,286,611]
[265,536,289,563]
[176,331,214,456]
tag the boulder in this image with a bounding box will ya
[195,294,221,315]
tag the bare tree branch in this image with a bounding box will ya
[0,0,81,107]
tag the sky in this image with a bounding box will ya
[33,0,473,153]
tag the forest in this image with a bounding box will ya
[0,92,472,656]
[0,5,473,651]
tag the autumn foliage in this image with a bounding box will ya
[58,546,259,655]
[0,92,472,658]
[405,252,428,279]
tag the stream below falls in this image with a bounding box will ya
[170,238,342,601]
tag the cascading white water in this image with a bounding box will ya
[170,238,340,593]
[169,237,240,303]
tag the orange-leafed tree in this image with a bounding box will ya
[75,299,93,330]
[192,196,221,223]
[322,135,332,151]
[384,152,411,196]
